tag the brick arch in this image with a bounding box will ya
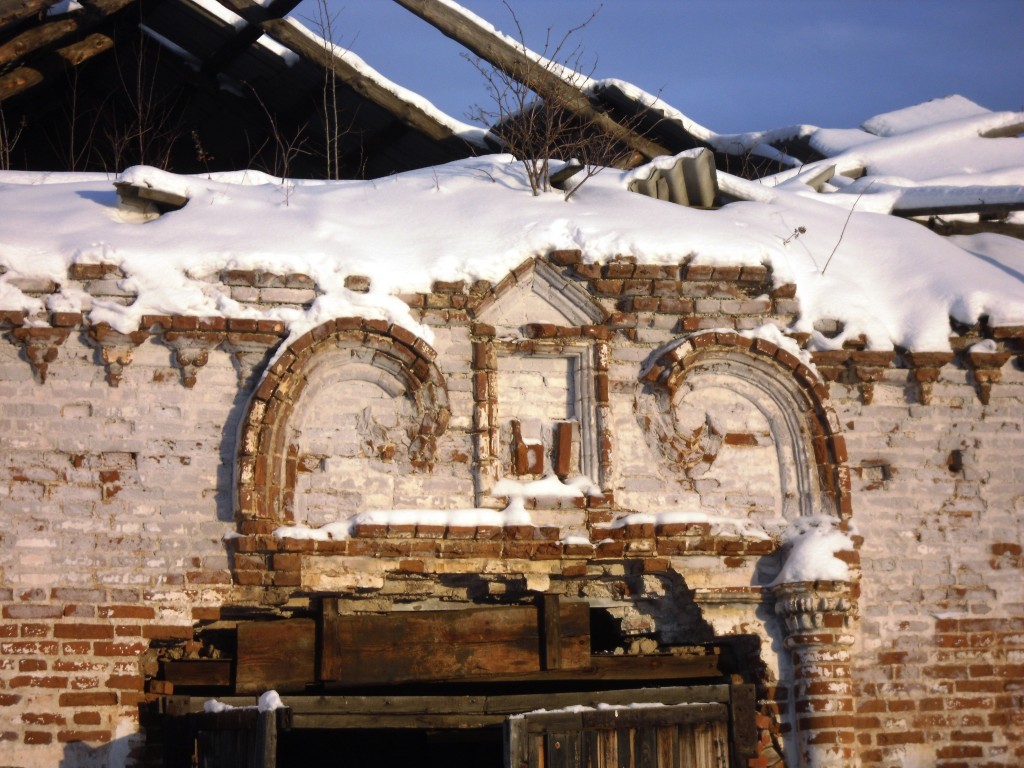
[235,318,450,527]
[640,330,851,523]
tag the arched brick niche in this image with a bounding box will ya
[639,330,851,523]
[235,318,449,529]
[642,330,860,765]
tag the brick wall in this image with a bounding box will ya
[1,255,1022,766]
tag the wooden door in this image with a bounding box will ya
[506,703,729,768]
[162,708,284,768]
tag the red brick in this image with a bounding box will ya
[22,712,66,725]
[54,624,114,640]
[937,745,983,759]
[141,625,192,640]
[93,641,147,657]
[24,731,53,745]
[58,692,118,709]
[877,730,925,746]
[58,730,112,744]
[74,711,102,725]
[10,675,67,688]
[2,640,58,654]
[105,675,144,691]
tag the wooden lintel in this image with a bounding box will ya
[390,0,672,161]
[321,601,590,687]
[318,651,721,689]
[166,683,732,721]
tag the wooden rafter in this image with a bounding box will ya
[391,0,672,162]
[0,0,62,33]
[0,31,111,99]
[199,0,300,77]
[214,0,474,147]
[0,0,137,102]
[0,17,76,66]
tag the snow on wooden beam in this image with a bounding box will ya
[215,0,475,147]
[391,0,673,162]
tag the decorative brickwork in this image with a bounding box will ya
[1,249,1022,766]
[641,331,852,522]
[235,318,451,527]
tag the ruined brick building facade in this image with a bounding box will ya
[2,1,1023,765]
[1,243,1022,766]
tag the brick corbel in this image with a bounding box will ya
[848,350,895,404]
[965,349,1012,405]
[87,324,149,386]
[222,320,287,386]
[903,351,954,405]
[9,324,73,383]
[163,329,226,388]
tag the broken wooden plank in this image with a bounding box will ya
[236,618,315,695]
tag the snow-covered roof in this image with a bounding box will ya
[2,107,1023,354]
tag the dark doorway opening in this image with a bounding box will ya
[275,726,505,768]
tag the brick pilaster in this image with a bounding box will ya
[771,580,860,767]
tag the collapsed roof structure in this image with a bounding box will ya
[2,0,1023,235]
[1,2,1024,768]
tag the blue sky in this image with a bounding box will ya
[294,0,1024,134]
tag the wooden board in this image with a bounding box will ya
[236,618,315,695]
[508,704,729,768]
[321,600,590,686]
[163,659,233,688]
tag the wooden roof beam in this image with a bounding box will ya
[0,0,132,69]
[0,17,76,66]
[0,0,62,34]
[199,0,301,77]
[390,0,672,162]
[214,0,477,149]
[0,31,111,100]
